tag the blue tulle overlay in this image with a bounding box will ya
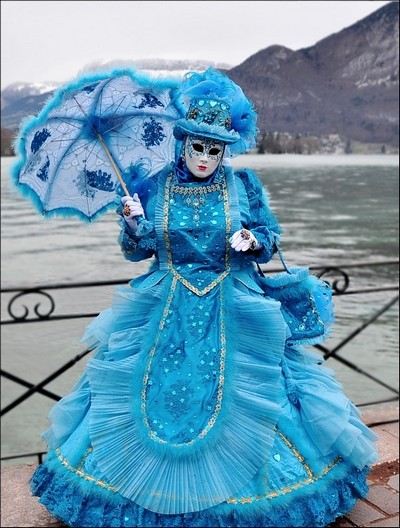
[33,268,377,526]
[31,453,369,528]
[42,274,289,514]
[33,160,378,524]
[281,346,378,469]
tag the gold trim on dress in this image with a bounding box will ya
[163,172,232,296]
[171,183,222,196]
[141,279,227,446]
[54,434,342,504]
[55,447,118,493]
[138,170,233,446]
[141,275,178,442]
[225,430,342,504]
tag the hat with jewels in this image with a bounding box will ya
[173,68,258,156]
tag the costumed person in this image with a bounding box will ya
[29,68,378,527]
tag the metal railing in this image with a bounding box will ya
[1,259,399,464]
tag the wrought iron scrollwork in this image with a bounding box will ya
[316,267,350,294]
[7,290,55,321]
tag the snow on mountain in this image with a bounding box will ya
[75,58,233,79]
[1,58,232,115]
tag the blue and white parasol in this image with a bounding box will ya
[11,68,185,221]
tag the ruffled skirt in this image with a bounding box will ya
[31,270,378,527]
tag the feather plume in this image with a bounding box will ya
[177,68,258,156]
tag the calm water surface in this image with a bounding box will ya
[1,154,399,463]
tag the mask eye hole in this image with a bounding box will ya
[208,148,221,156]
[192,143,204,153]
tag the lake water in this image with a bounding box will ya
[1,154,399,464]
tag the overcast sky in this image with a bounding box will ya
[1,0,393,90]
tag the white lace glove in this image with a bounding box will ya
[121,193,145,232]
[230,229,262,252]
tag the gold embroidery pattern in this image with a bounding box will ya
[55,447,118,493]
[141,275,178,442]
[76,446,93,474]
[277,429,314,480]
[163,172,232,297]
[225,430,342,504]
[170,268,229,296]
[171,182,223,223]
[171,183,222,196]
[163,174,174,269]
[54,431,341,504]
[198,285,226,439]
[141,171,231,445]
[141,279,227,446]
[222,174,232,268]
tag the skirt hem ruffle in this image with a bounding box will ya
[30,456,370,528]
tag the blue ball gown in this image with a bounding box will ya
[30,162,378,527]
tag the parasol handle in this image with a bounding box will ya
[96,133,130,196]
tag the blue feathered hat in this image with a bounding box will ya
[173,68,258,156]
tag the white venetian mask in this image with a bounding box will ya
[184,136,225,179]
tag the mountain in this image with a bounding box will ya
[1,2,398,148]
[225,1,399,146]
[74,58,233,78]
[0,59,231,131]
[1,91,58,133]
[1,127,15,156]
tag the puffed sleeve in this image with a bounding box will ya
[235,168,282,264]
[116,176,158,262]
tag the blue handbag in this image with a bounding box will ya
[256,245,335,345]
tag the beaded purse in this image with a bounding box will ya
[256,246,334,345]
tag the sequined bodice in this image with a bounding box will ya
[162,171,232,295]
[136,170,233,446]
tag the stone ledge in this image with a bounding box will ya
[1,463,65,528]
[361,406,399,428]
[370,420,399,468]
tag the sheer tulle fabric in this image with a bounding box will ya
[33,271,377,525]
[31,164,377,526]
[282,347,378,469]
[46,275,288,514]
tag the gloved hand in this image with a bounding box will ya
[121,193,145,232]
[230,229,261,252]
